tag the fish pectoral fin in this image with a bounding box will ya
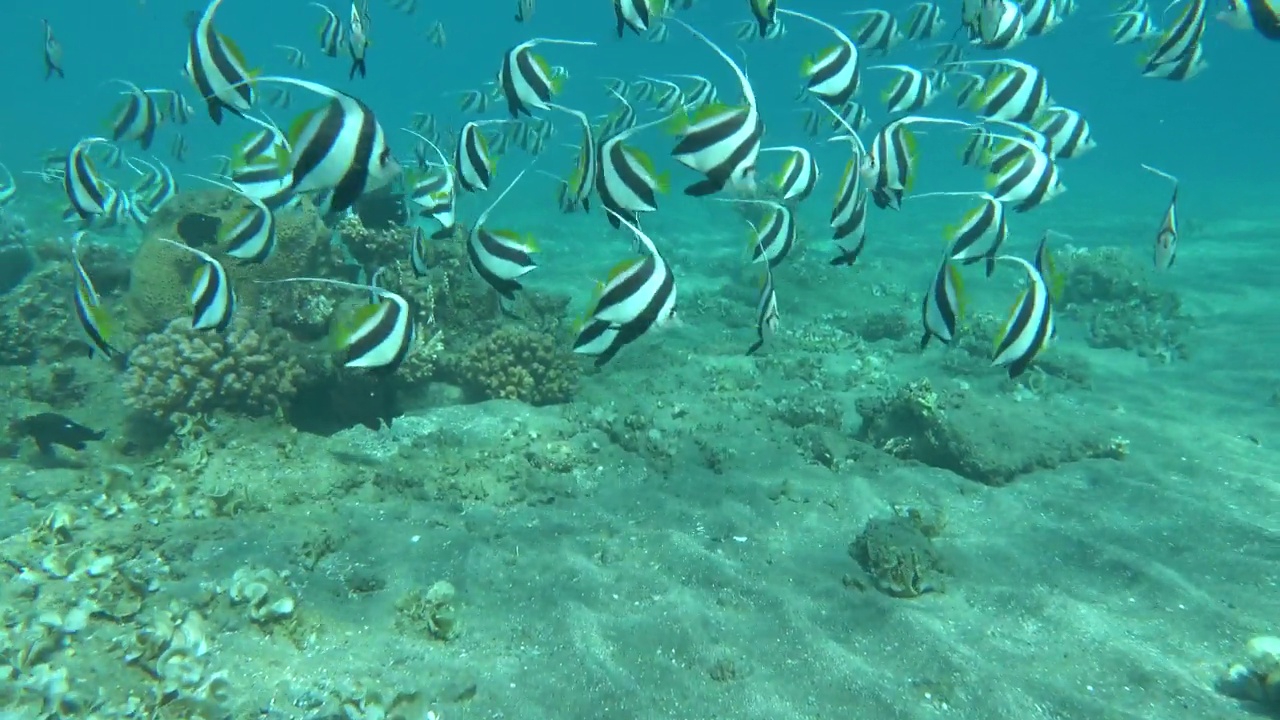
[684,177,724,197]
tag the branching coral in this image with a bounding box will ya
[124,318,305,426]
[454,325,577,406]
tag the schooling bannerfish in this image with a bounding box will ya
[11,413,106,455]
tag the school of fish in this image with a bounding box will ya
[21,0,1278,379]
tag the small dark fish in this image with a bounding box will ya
[515,0,534,22]
[11,413,105,456]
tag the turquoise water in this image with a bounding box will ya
[1,1,1278,719]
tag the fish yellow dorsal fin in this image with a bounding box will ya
[330,302,381,350]
[287,106,321,147]
[993,290,1027,349]
[606,257,642,281]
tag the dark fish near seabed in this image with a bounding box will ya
[11,413,106,455]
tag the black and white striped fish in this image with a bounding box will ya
[906,2,945,38]
[992,255,1053,378]
[42,19,64,80]
[126,156,179,213]
[106,80,162,150]
[154,88,195,125]
[158,238,236,332]
[188,175,277,263]
[1142,39,1208,80]
[276,44,309,69]
[760,146,819,203]
[184,0,255,124]
[613,0,662,37]
[171,133,190,162]
[1217,0,1280,41]
[672,74,718,109]
[409,226,430,276]
[748,0,779,37]
[274,277,415,370]
[915,191,1007,275]
[1141,164,1179,269]
[262,76,399,213]
[312,2,346,57]
[1109,10,1161,44]
[595,110,670,229]
[746,264,778,355]
[847,9,903,53]
[1143,0,1206,69]
[572,210,677,366]
[334,287,415,371]
[551,106,597,212]
[779,9,862,109]
[920,258,965,349]
[983,130,1065,211]
[1034,106,1095,159]
[71,232,115,359]
[1020,0,1062,35]
[828,141,870,264]
[721,199,796,268]
[1034,230,1067,311]
[862,115,970,210]
[733,18,786,41]
[975,0,1028,49]
[515,0,535,22]
[870,64,938,114]
[454,119,505,193]
[401,129,455,238]
[467,168,539,301]
[668,20,763,197]
[959,59,1051,123]
[638,76,686,113]
[498,37,595,118]
[64,138,113,221]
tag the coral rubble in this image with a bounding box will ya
[856,378,1129,485]
[452,325,578,405]
[124,318,306,427]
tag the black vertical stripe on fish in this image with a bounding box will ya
[467,168,537,300]
[159,238,235,332]
[991,255,1052,378]
[455,120,498,192]
[64,138,111,220]
[343,296,413,372]
[186,0,255,125]
[669,19,762,197]
[746,265,777,355]
[1145,0,1206,67]
[920,258,963,349]
[71,232,114,358]
[266,76,398,214]
[1141,164,1179,269]
[777,9,862,108]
